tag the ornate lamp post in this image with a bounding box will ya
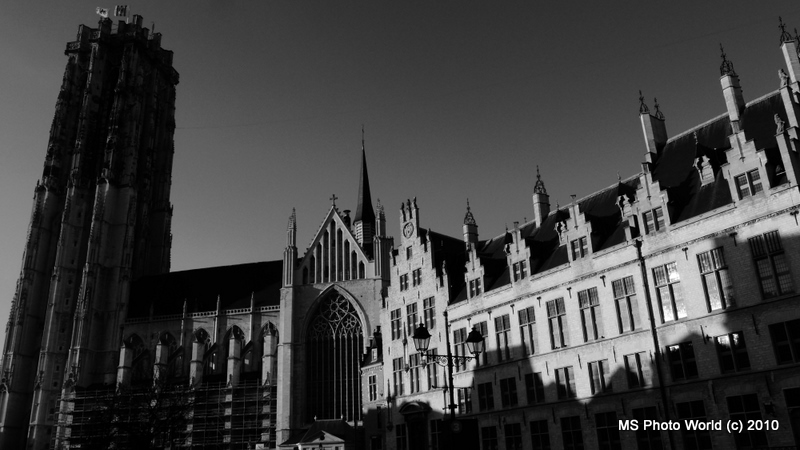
[411,310,484,433]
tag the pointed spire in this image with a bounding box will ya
[533,165,547,194]
[288,208,296,229]
[354,129,375,225]
[719,43,736,76]
[464,199,477,226]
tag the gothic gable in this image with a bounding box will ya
[298,207,373,284]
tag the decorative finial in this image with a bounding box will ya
[719,44,736,76]
[376,198,384,214]
[780,68,789,88]
[288,208,296,228]
[653,98,664,120]
[780,17,793,43]
[638,90,649,114]
[617,172,621,183]
[330,194,338,207]
[533,165,547,194]
[776,113,786,134]
[464,199,477,226]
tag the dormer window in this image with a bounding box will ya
[469,278,482,297]
[570,237,588,260]
[512,261,528,282]
[643,207,665,234]
[735,169,763,199]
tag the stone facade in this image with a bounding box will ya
[374,35,800,450]
[5,15,800,450]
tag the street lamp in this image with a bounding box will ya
[411,310,484,433]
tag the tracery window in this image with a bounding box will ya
[306,292,364,421]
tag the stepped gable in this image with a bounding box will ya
[128,260,283,318]
[419,227,469,302]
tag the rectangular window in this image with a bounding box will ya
[519,306,537,355]
[392,357,405,396]
[612,276,639,333]
[624,352,651,389]
[698,247,735,311]
[412,268,422,286]
[481,426,498,450]
[595,411,622,450]
[529,419,550,450]
[653,262,686,322]
[395,423,407,450]
[547,298,569,349]
[632,406,663,450]
[368,374,377,401]
[469,278,482,297]
[513,260,528,281]
[749,231,794,298]
[504,423,523,450]
[406,303,418,336]
[588,359,611,394]
[390,308,402,340]
[727,394,768,449]
[399,274,409,291]
[716,332,751,373]
[667,342,698,381]
[525,372,545,404]
[560,416,584,450]
[769,318,800,364]
[430,419,442,450]
[495,314,511,361]
[555,366,576,399]
[477,382,495,411]
[643,207,665,234]
[457,388,472,414]
[735,169,763,199]
[423,297,436,329]
[475,321,488,366]
[676,400,712,450]
[409,354,422,394]
[499,377,518,407]
[453,328,467,371]
[406,246,413,259]
[426,349,439,389]
[578,287,603,341]
[571,236,589,259]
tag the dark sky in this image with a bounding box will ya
[2,2,800,348]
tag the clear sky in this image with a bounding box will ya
[2,2,800,351]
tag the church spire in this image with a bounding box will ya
[354,127,376,250]
[354,126,375,225]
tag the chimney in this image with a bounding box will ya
[639,92,668,159]
[719,45,746,132]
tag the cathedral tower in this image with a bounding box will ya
[0,16,178,449]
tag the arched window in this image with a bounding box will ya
[309,256,316,284]
[303,266,309,285]
[344,241,351,280]
[358,261,365,279]
[158,331,180,378]
[126,334,151,384]
[306,292,363,422]
[351,251,357,279]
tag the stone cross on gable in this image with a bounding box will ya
[330,194,338,207]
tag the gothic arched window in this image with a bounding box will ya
[306,292,363,422]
